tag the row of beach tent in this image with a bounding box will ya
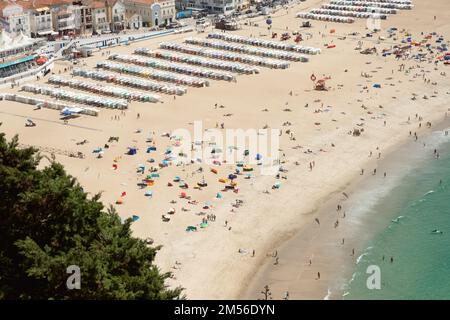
[159,42,290,69]
[48,76,161,103]
[207,32,321,55]
[184,37,310,62]
[21,84,128,109]
[135,48,260,75]
[321,4,398,14]
[96,61,209,87]
[296,12,355,23]
[108,53,236,81]
[345,0,412,4]
[329,0,413,10]
[2,93,99,116]
[297,0,413,23]
[309,8,388,19]
[72,68,187,95]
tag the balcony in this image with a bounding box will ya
[58,22,76,30]
[58,16,75,24]
[36,24,53,32]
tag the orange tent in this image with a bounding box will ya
[36,56,48,65]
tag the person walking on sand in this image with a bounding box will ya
[252,249,255,257]
[352,248,355,256]
[317,272,321,280]
[373,168,377,175]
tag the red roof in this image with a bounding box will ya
[89,0,106,9]
[0,0,80,11]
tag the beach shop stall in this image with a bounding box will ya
[48,76,161,103]
[184,38,310,62]
[321,4,398,14]
[72,68,186,96]
[207,32,321,55]
[329,0,414,10]
[309,8,388,19]
[21,84,128,109]
[296,12,356,23]
[1,93,98,116]
[159,42,290,69]
[134,48,260,75]
[108,54,236,82]
[96,61,209,87]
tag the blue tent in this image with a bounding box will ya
[147,146,157,153]
[128,147,137,155]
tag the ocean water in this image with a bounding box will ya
[344,129,450,300]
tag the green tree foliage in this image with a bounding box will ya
[0,133,182,299]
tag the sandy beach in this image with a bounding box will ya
[1,0,449,300]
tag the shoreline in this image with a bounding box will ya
[243,104,450,300]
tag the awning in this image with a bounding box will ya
[0,55,36,70]
[38,30,55,35]
[36,7,50,12]
[59,26,76,30]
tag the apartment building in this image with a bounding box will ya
[29,6,54,36]
[0,2,31,36]
[150,0,175,26]
[90,0,109,33]
[176,0,249,14]
[0,0,175,38]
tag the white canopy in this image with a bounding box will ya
[0,31,13,49]
[0,30,36,53]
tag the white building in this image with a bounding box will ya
[150,0,175,26]
[111,0,126,31]
[176,0,249,14]
[29,6,54,37]
[1,2,31,36]
[91,0,110,33]
[54,5,82,35]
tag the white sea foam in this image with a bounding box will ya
[323,288,332,300]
